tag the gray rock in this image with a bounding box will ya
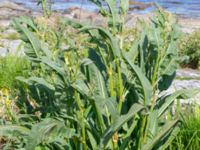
[0,0,29,12]
[0,0,31,20]
[171,79,200,105]
[162,69,200,105]
[0,39,24,56]
[125,13,153,28]
[0,20,10,27]
[64,7,106,25]
[176,69,200,79]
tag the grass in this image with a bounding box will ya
[0,33,19,40]
[168,104,200,150]
[0,55,29,129]
[0,55,30,90]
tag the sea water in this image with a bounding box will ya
[10,0,200,18]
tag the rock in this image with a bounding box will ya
[176,69,200,79]
[0,0,30,12]
[162,69,200,106]
[178,17,200,33]
[65,7,97,19]
[168,79,200,105]
[125,12,200,33]
[64,7,105,25]
[0,39,24,56]
[0,20,10,27]
[129,1,154,11]
[125,13,153,28]
[0,1,31,20]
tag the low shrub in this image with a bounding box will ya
[179,30,200,69]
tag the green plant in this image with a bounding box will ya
[179,30,200,69]
[0,55,30,90]
[37,0,53,18]
[1,33,19,40]
[168,103,200,150]
[0,88,18,121]
[0,1,199,150]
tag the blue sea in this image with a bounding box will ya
[10,0,200,18]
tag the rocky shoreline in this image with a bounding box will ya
[0,1,200,32]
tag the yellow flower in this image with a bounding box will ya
[1,88,11,107]
[2,88,8,97]
[64,53,70,65]
[5,98,11,107]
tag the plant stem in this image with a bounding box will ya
[94,99,106,133]
[108,63,115,97]
[143,48,161,142]
[138,116,147,149]
[117,59,123,113]
[42,0,47,17]
[75,91,87,150]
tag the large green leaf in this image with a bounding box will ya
[120,0,129,14]
[157,125,180,150]
[82,58,108,98]
[142,120,179,150]
[12,16,38,32]
[72,77,90,97]
[160,56,178,77]
[80,26,121,58]
[101,103,144,146]
[13,19,41,58]
[87,130,98,149]
[25,118,76,150]
[105,0,117,27]
[123,53,153,106]
[63,19,85,29]
[125,40,139,63]
[41,57,66,76]
[147,110,159,139]
[93,96,118,118]
[17,76,55,95]
[0,125,30,138]
[157,89,200,117]
[13,17,54,61]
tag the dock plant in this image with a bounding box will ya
[37,0,53,18]
[0,0,199,150]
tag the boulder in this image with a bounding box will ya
[64,7,105,25]
[0,1,31,20]
[178,18,200,33]
[0,0,30,12]
[129,1,154,11]
[0,39,24,56]
[163,69,200,106]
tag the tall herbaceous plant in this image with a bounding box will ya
[0,0,199,149]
